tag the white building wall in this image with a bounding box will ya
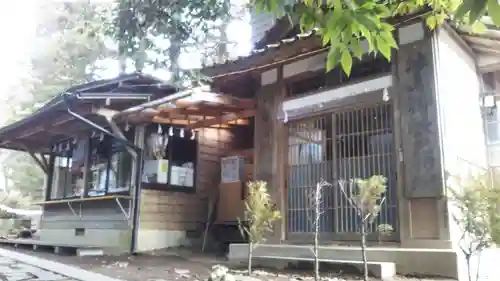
[434,27,496,281]
[435,27,486,177]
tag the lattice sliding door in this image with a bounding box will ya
[286,103,398,239]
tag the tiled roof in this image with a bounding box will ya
[201,28,321,78]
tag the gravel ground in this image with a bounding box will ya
[0,245,456,281]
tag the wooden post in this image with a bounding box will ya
[273,65,286,242]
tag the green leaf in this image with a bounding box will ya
[326,47,342,72]
[471,21,487,33]
[376,36,391,61]
[321,28,331,46]
[341,49,353,76]
[351,42,363,59]
[455,0,474,20]
[353,13,379,31]
[469,0,487,24]
[380,30,398,49]
[488,0,500,27]
[426,15,438,30]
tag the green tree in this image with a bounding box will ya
[238,181,281,275]
[251,0,500,75]
[449,172,500,281]
[110,0,232,84]
[338,175,388,281]
[2,1,113,204]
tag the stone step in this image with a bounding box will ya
[255,255,396,281]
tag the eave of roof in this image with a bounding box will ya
[0,72,179,152]
[202,28,322,79]
[457,17,500,57]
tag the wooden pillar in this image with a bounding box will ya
[273,66,286,242]
[253,66,286,243]
[396,25,447,243]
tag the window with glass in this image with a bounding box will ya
[485,102,500,166]
[47,127,135,200]
[142,124,197,191]
[50,139,85,199]
[486,104,500,144]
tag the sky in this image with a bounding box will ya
[0,0,252,107]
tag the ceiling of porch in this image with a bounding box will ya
[116,85,256,129]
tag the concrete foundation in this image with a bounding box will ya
[38,228,132,253]
[229,243,458,279]
[136,229,190,252]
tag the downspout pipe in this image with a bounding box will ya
[61,92,142,254]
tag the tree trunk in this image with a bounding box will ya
[466,255,472,281]
[168,37,182,84]
[248,242,253,275]
[117,0,128,74]
[314,187,320,281]
[216,22,229,64]
[361,222,368,281]
[134,34,147,72]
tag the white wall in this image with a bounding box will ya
[434,27,490,281]
[435,28,486,177]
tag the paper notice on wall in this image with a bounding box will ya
[160,160,168,173]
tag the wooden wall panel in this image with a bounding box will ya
[139,127,235,231]
[41,200,130,230]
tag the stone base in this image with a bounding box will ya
[38,228,131,253]
[229,243,458,279]
[136,229,190,252]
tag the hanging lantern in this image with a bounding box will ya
[168,127,174,137]
[180,128,184,138]
[190,130,195,140]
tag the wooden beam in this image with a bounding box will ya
[28,152,48,174]
[94,107,137,158]
[186,109,255,129]
[159,107,229,117]
[197,92,256,109]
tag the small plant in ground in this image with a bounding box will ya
[238,180,281,275]
[339,175,388,281]
[448,172,500,281]
[306,179,332,281]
